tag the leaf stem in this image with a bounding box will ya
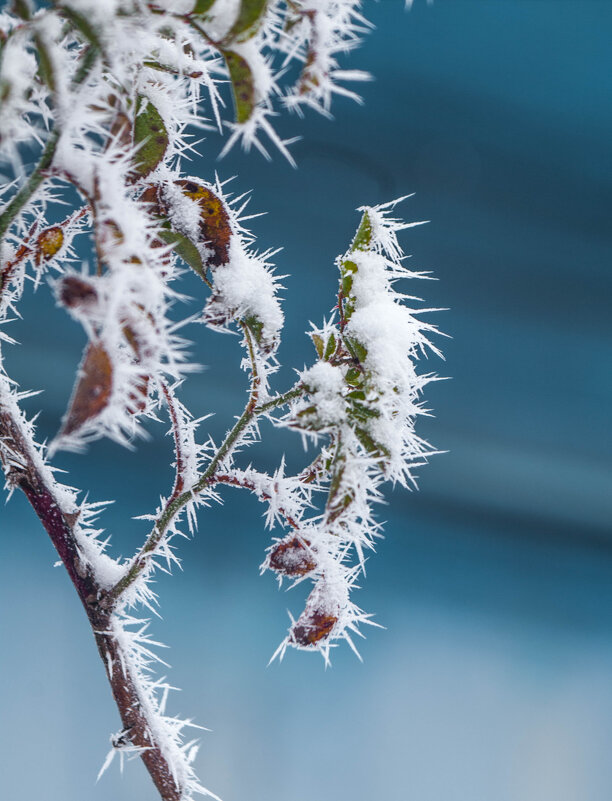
[0,131,59,244]
[105,392,255,604]
[106,329,305,604]
[255,385,303,414]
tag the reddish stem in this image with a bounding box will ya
[0,403,183,801]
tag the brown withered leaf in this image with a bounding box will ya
[292,608,338,647]
[269,536,316,577]
[61,343,112,436]
[139,183,163,215]
[121,322,150,415]
[59,276,97,309]
[175,179,232,267]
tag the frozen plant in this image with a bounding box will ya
[0,1,443,800]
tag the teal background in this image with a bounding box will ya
[1,2,612,799]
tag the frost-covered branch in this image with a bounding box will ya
[0,2,441,800]
[0,382,200,800]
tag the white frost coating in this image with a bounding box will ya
[0,363,123,592]
[200,0,241,41]
[63,0,123,23]
[281,0,372,116]
[0,35,43,159]
[271,199,442,662]
[300,361,345,427]
[343,204,442,482]
[162,179,205,245]
[105,613,220,801]
[209,244,284,346]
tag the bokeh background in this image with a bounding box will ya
[2,1,612,799]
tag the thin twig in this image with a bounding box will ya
[0,131,60,244]
[160,381,187,501]
[106,326,261,603]
[214,470,302,531]
[254,385,303,415]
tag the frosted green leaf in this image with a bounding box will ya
[311,333,325,359]
[226,0,267,42]
[324,333,336,361]
[192,0,217,14]
[223,50,255,124]
[350,211,373,252]
[345,336,368,364]
[244,315,272,353]
[354,426,390,461]
[158,229,207,283]
[133,96,169,178]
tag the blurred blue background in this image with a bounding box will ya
[2,1,612,799]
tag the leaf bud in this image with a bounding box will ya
[291,607,338,648]
[268,536,316,577]
[35,226,64,266]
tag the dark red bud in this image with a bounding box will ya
[269,537,316,577]
[291,608,338,647]
[59,276,98,309]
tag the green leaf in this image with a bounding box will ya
[343,299,355,320]
[311,333,324,359]
[158,229,207,282]
[243,314,276,353]
[345,367,362,386]
[226,0,267,42]
[192,0,217,13]
[337,213,374,322]
[350,211,373,252]
[326,455,355,522]
[12,0,32,20]
[223,50,256,124]
[341,274,353,295]
[133,95,169,178]
[324,333,336,361]
[345,336,368,364]
[327,462,345,506]
[341,259,358,276]
[354,427,390,460]
[340,261,358,318]
[348,400,380,422]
